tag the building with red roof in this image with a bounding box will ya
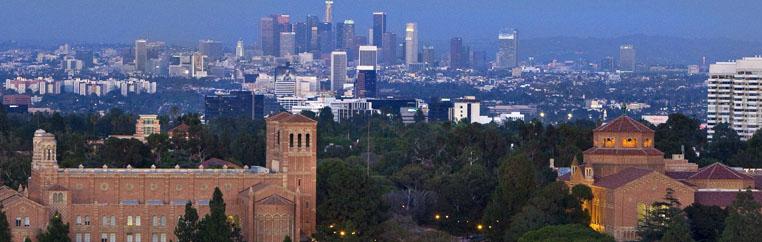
[565,115,759,241]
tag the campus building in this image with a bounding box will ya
[561,116,762,241]
[0,112,317,242]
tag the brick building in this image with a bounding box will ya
[562,116,762,241]
[0,112,317,242]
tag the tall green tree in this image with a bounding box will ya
[0,205,11,242]
[482,154,537,240]
[654,114,705,162]
[685,204,727,242]
[704,124,743,164]
[316,159,387,240]
[37,212,71,242]
[637,188,684,242]
[505,182,590,241]
[731,130,762,168]
[720,189,762,242]
[175,202,199,242]
[199,188,235,242]
[661,212,695,242]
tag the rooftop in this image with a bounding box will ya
[594,116,654,133]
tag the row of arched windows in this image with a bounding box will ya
[286,132,311,148]
[602,137,653,148]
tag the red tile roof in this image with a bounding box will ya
[282,113,317,123]
[695,191,762,207]
[583,147,664,156]
[200,158,242,169]
[666,171,696,180]
[594,116,654,133]
[594,167,654,189]
[688,163,754,180]
[265,112,293,121]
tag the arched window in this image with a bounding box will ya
[643,138,653,148]
[289,133,294,147]
[298,134,302,147]
[306,133,311,147]
[622,137,638,148]
[603,138,615,148]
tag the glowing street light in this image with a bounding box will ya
[476,224,484,231]
[434,214,441,220]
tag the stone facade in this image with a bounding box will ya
[0,112,317,242]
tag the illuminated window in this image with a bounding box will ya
[643,138,653,148]
[622,138,638,148]
[603,137,615,148]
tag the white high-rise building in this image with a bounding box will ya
[451,96,481,123]
[235,39,245,58]
[358,45,378,69]
[324,0,333,23]
[405,23,419,65]
[330,51,348,93]
[707,57,762,140]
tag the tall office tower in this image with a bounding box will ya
[198,39,223,61]
[355,67,377,98]
[449,37,465,69]
[325,0,333,23]
[135,39,148,73]
[330,51,348,93]
[404,23,418,65]
[236,39,245,58]
[471,50,487,71]
[335,20,355,50]
[295,22,309,53]
[280,32,297,57]
[707,57,762,140]
[381,32,397,65]
[317,22,334,57]
[358,45,378,68]
[422,44,435,65]
[260,16,276,56]
[372,12,387,47]
[619,44,636,72]
[496,29,518,68]
[306,15,320,51]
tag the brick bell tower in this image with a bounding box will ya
[265,112,318,238]
[28,129,60,204]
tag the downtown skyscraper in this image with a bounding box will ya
[372,12,387,47]
[449,37,466,69]
[404,23,418,65]
[496,29,518,68]
[330,51,347,93]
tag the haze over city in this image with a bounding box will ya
[3,0,762,44]
[3,1,762,242]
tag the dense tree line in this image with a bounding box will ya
[3,106,762,240]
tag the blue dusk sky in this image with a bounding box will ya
[1,0,760,45]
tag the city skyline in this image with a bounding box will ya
[3,0,762,45]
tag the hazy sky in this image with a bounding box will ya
[1,0,760,45]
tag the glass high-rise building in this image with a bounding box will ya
[198,39,223,61]
[330,51,348,92]
[619,44,636,72]
[134,39,148,73]
[260,16,276,56]
[381,32,397,65]
[449,37,465,69]
[279,32,296,57]
[496,29,518,68]
[358,45,378,69]
[355,67,377,98]
[372,12,387,47]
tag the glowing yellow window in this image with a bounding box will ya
[623,138,638,148]
[603,138,615,148]
[643,138,653,148]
